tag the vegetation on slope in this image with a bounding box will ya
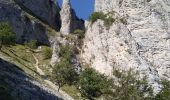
[0,22,16,50]
[89,11,128,27]
[89,12,115,27]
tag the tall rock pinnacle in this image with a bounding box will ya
[60,0,84,35]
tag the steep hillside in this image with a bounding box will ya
[1,0,170,99]
[0,58,63,100]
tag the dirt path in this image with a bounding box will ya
[32,54,45,76]
[32,53,74,100]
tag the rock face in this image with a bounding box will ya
[95,0,116,13]
[0,58,63,100]
[0,0,50,45]
[82,0,170,91]
[60,0,84,35]
[13,0,61,31]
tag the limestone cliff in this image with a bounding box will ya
[13,0,61,31]
[60,0,84,35]
[0,0,50,44]
[82,0,170,91]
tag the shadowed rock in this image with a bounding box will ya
[0,58,63,100]
[13,0,61,31]
[0,0,50,45]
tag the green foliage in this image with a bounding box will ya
[42,46,52,59]
[73,29,85,39]
[62,85,84,100]
[89,12,106,23]
[108,69,154,100]
[51,44,77,91]
[155,79,170,100]
[104,17,115,27]
[25,40,37,49]
[78,68,111,99]
[59,45,73,60]
[52,58,78,91]
[120,18,128,25]
[89,12,115,27]
[0,22,16,47]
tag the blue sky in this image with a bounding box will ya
[57,0,94,20]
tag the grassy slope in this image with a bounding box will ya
[0,12,83,100]
[0,45,83,100]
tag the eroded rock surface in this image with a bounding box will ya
[82,0,170,92]
[13,0,61,31]
[0,0,49,45]
[60,0,84,35]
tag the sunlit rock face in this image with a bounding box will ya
[82,0,170,92]
[95,0,116,13]
[60,0,84,35]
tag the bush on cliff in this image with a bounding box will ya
[0,22,16,49]
[73,29,85,39]
[89,12,115,27]
[155,79,170,100]
[89,12,106,23]
[42,46,52,59]
[108,69,154,100]
[24,40,37,49]
[78,68,111,99]
[51,58,78,91]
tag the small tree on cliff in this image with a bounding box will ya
[0,22,16,50]
[108,69,154,100]
[78,68,111,99]
[52,58,78,91]
[51,45,78,91]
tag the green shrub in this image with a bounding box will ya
[155,79,170,100]
[25,40,37,49]
[89,12,106,23]
[78,68,111,99]
[0,22,16,48]
[59,45,73,60]
[108,69,154,100]
[42,46,52,59]
[89,12,115,27]
[73,29,85,39]
[51,58,78,91]
[103,17,115,27]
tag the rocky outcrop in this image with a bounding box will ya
[0,0,49,45]
[82,0,170,92]
[60,0,84,35]
[0,58,63,100]
[13,0,61,31]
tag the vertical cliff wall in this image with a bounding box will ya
[82,0,170,91]
[13,0,61,31]
[0,0,49,44]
